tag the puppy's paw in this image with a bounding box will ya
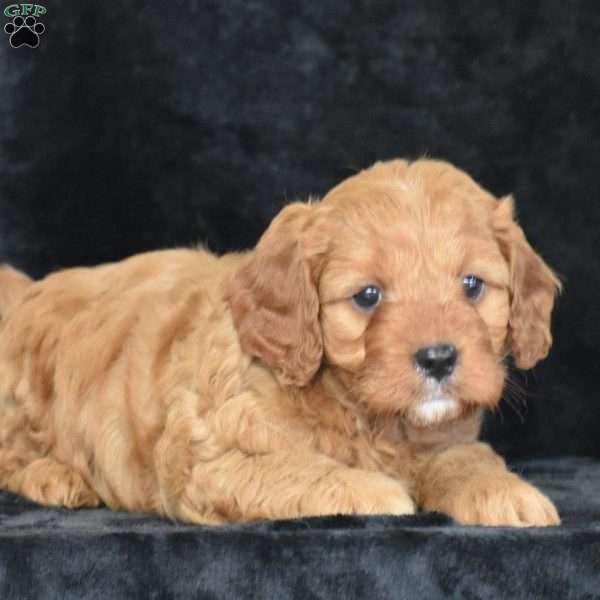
[444,473,560,527]
[19,457,101,508]
[308,468,415,517]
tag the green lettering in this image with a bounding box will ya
[21,4,33,16]
[33,4,46,17]
[3,4,20,17]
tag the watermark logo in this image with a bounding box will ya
[3,4,46,48]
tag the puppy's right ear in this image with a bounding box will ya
[226,202,326,387]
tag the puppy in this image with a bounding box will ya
[0,159,561,526]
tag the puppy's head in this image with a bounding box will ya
[228,159,561,427]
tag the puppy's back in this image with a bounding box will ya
[0,265,32,320]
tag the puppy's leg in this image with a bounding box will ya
[167,449,415,524]
[415,442,559,527]
[154,391,413,523]
[0,451,100,508]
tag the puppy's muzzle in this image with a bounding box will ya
[414,344,458,381]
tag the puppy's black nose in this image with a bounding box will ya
[414,344,458,381]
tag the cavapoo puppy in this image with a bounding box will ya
[0,159,561,526]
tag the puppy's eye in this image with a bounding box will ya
[463,275,485,301]
[352,285,382,311]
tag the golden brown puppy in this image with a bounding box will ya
[0,159,561,526]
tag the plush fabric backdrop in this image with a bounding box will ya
[1,2,598,458]
[0,2,599,598]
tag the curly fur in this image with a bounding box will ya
[0,159,561,526]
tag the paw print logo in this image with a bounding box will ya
[4,15,45,48]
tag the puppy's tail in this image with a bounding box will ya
[0,265,33,320]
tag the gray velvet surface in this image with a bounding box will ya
[0,458,598,599]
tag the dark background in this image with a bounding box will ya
[0,1,598,459]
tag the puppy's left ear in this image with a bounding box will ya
[226,202,324,386]
[494,196,562,369]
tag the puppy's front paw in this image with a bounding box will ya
[306,468,415,517]
[445,473,560,527]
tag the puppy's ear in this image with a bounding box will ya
[494,196,562,369]
[227,202,324,386]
